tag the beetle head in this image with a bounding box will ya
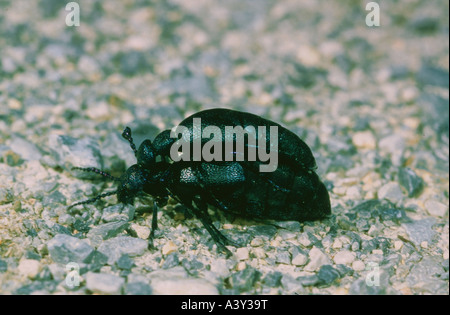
[67,127,167,210]
[67,164,147,209]
[68,161,167,210]
[116,163,168,205]
[116,164,150,204]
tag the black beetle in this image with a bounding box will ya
[69,108,331,253]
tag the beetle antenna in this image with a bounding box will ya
[122,126,137,157]
[72,167,120,181]
[67,190,118,210]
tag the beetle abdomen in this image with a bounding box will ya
[194,162,331,221]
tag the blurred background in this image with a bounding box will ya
[0,0,448,295]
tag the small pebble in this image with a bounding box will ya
[352,131,376,149]
[85,272,125,295]
[87,220,129,245]
[152,275,218,295]
[403,218,437,247]
[276,251,291,265]
[235,247,250,261]
[48,234,95,264]
[116,254,135,270]
[47,135,103,175]
[162,241,178,255]
[250,237,264,247]
[351,242,360,251]
[298,233,312,247]
[9,137,42,161]
[333,250,356,265]
[125,282,152,295]
[352,260,365,271]
[162,253,179,269]
[252,248,267,259]
[236,261,247,271]
[304,247,331,272]
[229,266,261,293]
[317,265,341,285]
[291,253,308,266]
[378,182,404,203]
[398,167,424,197]
[394,240,403,251]
[130,224,150,239]
[17,259,40,279]
[332,239,343,249]
[346,186,361,199]
[97,236,148,265]
[425,200,448,218]
[379,134,405,155]
[262,272,282,288]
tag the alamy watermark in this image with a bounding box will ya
[64,1,380,28]
[65,2,80,27]
[169,118,279,172]
[365,2,380,27]
[64,2,381,29]
[65,262,80,288]
[365,262,380,287]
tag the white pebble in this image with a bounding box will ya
[425,200,448,218]
[368,225,379,237]
[162,240,178,255]
[210,259,229,278]
[86,101,110,120]
[85,272,125,295]
[333,250,356,265]
[151,277,218,295]
[394,240,403,251]
[379,134,405,155]
[346,186,361,199]
[130,223,150,239]
[236,261,247,271]
[304,247,331,271]
[235,247,249,261]
[298,233,312,247]
[250,237,264,247]
[352,260,365,271]
[352,131,376,149]
[378,182,404,203]
[291,253,308,266]
[252,248,267,259]
[332,239,343,249]
[400,86,418,102]
[17,259,40,279]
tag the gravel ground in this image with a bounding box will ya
[0,0,448,295]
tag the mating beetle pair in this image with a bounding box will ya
[69,108,331,253]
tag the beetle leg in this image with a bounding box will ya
[189,197,238,256]
[147,200,159,249]
[197,215,233,256]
